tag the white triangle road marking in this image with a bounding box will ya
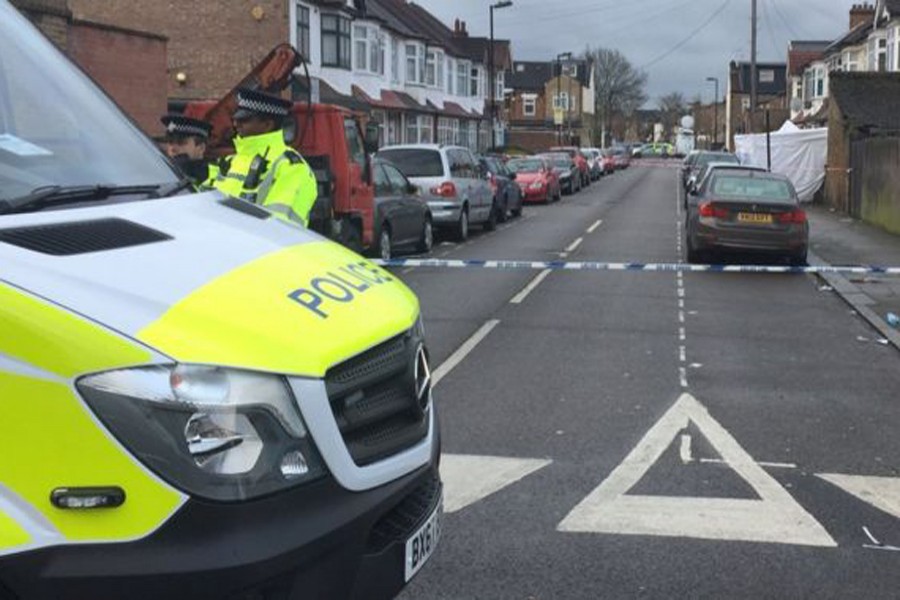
[557,393,836,547]
[817,473,900,520]
[441,454,552,513]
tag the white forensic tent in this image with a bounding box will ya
[733,121,827,203]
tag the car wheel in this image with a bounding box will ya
[455,208,469,242]
[417,216,434,254]
[511,201,523,217]
[377,225,392,261]
[484,201,498,231]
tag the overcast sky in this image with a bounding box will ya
[414,0,862,105]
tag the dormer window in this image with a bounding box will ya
[562,63,578,78]
[354,24,384,74]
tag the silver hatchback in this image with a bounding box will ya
[376,144,493,241]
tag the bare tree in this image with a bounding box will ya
[658,92,686,137]
[585,47,647,147]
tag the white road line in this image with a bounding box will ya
[587,219,603,234]
[679,367,689,388]
[677,288,685,298]
[700,458,798,469]
[510,269,552,304]
[679,327,686,341]
[817,473,900,519]
[680,434,692,463]
[679,311,685,324]
[441,454,552,513]
[863,526,880,545]
[402,267,414,274]
[432,319,500,387]
[679,346,686,362]
[565,237,584,253]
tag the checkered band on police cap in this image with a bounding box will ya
[236,88,292,118]
[160,114,212,139]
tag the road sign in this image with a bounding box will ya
[557,393,836,547]
[554,109,564,126]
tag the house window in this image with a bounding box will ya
[391,38,400,83]
[322,14,351,69]
[562,63,578,77]
[354,26,384,74]
[406,43,424,84]
[295,4,310,60]
[522,94,536,116]
[437,52,445,90]
[741,97,751,110]
[425,50,437,86]
[470,66,480,96]
[404,115,432,144]
[878,38,888,72]
[495,70,505,100]
[553,92,569,110]
[457,61,468,96]
[815,68,825,97]
[447,58,455,94]
[759,69,775,83]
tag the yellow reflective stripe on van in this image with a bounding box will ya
[0,283,152,378]
[0,510,30,551]
[138,242,419,378]
[0,372,183,542]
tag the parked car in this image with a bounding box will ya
[376,144,493,241]
[685,163,767,209]
[551,146,591,188]
[539,153,580,195]
[480,155,523,220]
[685,151,741,191]
[641,142,674,158]
[599,149,617,175]
[609,146,631,170]
[507,156,561,204]
[581,148,604,180]
[370,158,433,259]
[685,170,808,265]
[681,150,702,187]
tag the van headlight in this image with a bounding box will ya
[77,365,326,502]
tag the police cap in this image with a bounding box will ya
[233,88,292,121]
[160,114,212,140]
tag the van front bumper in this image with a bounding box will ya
[0,429,442,600]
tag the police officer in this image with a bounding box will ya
[212,88,317,226]
[160,114,216,188]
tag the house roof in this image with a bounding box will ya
[826,20,873,53]
[787,41,831,76]
[729,61,787,96]
[830,72,900,133]
[507,61,554,91]
[366,0,423,41]
[453,37,513,70]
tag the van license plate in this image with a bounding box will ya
[404,496,442,582]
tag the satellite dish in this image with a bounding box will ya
[681,115,695,130]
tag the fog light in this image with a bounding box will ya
[51,487,125,509]
[280,450,309,479]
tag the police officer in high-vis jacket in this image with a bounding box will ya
[160,114,217,189]
[213,88,317,226]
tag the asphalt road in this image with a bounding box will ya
[395,163,900,599]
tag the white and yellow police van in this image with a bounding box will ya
[0,3,441,598]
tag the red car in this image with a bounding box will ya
[507,157,561,204]
[551,146,591,188]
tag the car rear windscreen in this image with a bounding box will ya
[377,149,443,177]
[508,159,543,172]
[699,153,739,166]
[711,176,794,202]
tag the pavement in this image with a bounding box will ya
[806,204,900,349]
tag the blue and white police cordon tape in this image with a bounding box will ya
[373,258,900,275]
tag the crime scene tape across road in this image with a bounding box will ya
[374,258,900,275]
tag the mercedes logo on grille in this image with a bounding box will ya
[413,344,432,411]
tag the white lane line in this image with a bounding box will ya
[510,269,552,304]
[441,454,552,513]
[432,319,500,387]
[677,288,685,298]
[565,237,584,253]
[679,311,685,324]
[402,267,415,274]
[679,327,686,341]
[863,526,880,545]
[679,346,686,362]
[679,367,689,388]
[680,434,693,463]
[587,219,603,234]
[699,458,799,469]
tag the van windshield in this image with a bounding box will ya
[0,3,177,205]
[376,149,444,178]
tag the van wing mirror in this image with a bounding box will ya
[364,122,380,154]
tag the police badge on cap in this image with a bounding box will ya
[160,114,212,139]
[233,88,293,120]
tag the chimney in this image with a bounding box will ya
[850,3,875,30]
[454,19,460,34]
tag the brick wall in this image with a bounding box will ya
[825,100,850,211]
[11,0,72,49]
[507,129,558,153]
[508,91,547,122]
[68,21,168,136]
[70,0,290,100]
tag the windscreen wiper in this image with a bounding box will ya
[0,182,187,215]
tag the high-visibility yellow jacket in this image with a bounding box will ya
[212,129,317,226]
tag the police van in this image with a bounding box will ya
[0,3,441,598]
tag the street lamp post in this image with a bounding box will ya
[706,76,719,149]
[556,51,572,145]
[489,1,512,152]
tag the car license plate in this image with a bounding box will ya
[737,212,772,224]
[404,496,442,582]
